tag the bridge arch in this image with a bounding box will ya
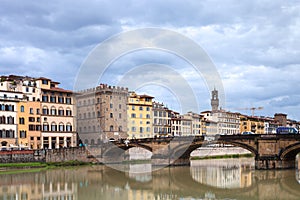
[170,140,257,162]
[280,142,300,161]
[102,142,153,158]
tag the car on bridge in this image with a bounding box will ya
[276,127,299,134]
[242,131,255,135]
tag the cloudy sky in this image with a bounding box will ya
[1,0,300,119]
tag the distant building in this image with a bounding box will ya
[201,110,240,135]
[0,75,77,149]
[76,84,128,144]
[182,112,202,136]
[127,92,154,139]
[152,102,172,137]
[274,113,287,127]
[211,88,219,112]
[171,111,182,136]
[0,90,23,147]
[240,115,265,134]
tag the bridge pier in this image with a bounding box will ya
[255,157,295,170]
[151,154,190,166]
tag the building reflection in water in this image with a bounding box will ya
[190,158,254,189]
[1,157,300,200]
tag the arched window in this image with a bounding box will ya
[20,105,25,112]
[0,116,5,124]
[59,122,64,132]
[110,125,114,131]
[66,108,72,116]
[43,123,49,131]
[118,126,122,131]
[42,106,49,115]
[51,106,57,115]
[51,122,57,132]
[7,116,14,124]
[58,107,64,116]
[66,123,72,132]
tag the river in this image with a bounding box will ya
[1,158,300,200]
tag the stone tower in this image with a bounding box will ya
[211,88,219,112]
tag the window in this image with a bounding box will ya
[146,114,150,119]
[36,108,40,114]
[139,114,143,118]
[146,127,151,132]
[42,79,48,85]
[29,125,35,131]
[50,96,56,103]
[118,126,122,131]
[119,104,121,109]
[110,103,113,108]
[146,107,150,111]
[26,87,29,92]
[43,123,49,131]
[20,106,24,112]
[140,127,144,133]
[36,125,41,131]
[42,107,49,115]
[36,117,40,122]
[139,106,143,111]
[29,117,35,122]
[66,98,72,104]
[29,108,34,114]
[58,108,64,116]
[66,123,72,132]
[51,107,57,115]
[42,96,48,102]
[51,123,57,131]
[110,125,113,131]
[110,113,113,118]
[119,113,122,119]
[19,117,25,124]
[131,127,136,132]
[97,111,101,117]
[132,105,135,110]
[58,97,64,103]
[66,109,72,116]
[59,123,64,132]
[131,113,136,118]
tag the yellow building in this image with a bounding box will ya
[240,115,265,134]
[127,92,154,139]
[17,101,42,149]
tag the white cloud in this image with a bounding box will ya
[1,0,300,119]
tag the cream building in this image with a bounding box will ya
[152,102,172,137]
[0,90,24,148]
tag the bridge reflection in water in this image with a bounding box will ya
[1,158,300,199]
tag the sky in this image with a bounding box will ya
[1,0,300,119]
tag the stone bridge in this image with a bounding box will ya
[88,134,300,170]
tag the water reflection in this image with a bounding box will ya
[0,158,300,200]
[190,158,254,189]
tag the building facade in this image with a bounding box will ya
[76,84,128,144]
[127,92,153,139]
[152,102,172,137]
[0,90,23,148]
[0,75,77,149]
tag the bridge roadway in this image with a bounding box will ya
[89,134,300,170]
